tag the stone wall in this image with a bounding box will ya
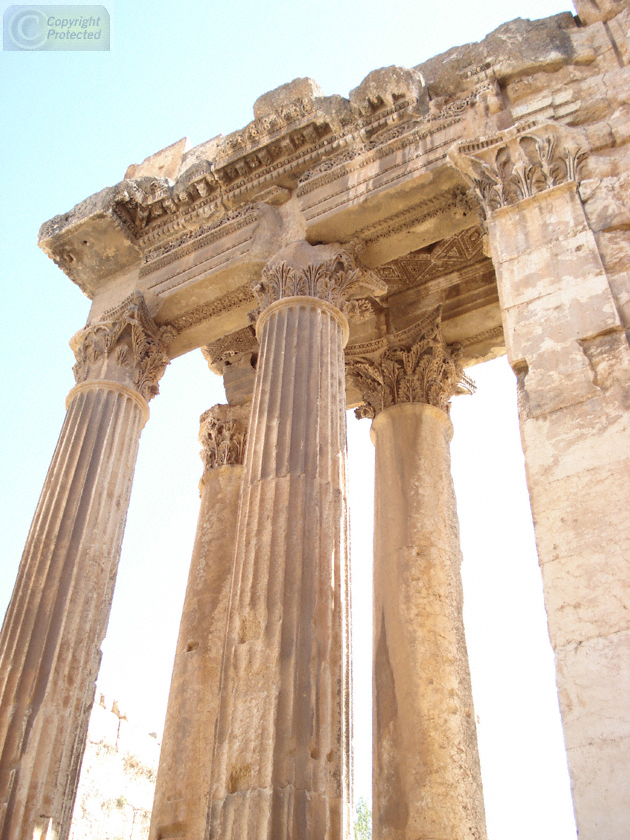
[68,697,159,840]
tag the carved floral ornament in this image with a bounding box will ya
[70,292,175,402]
[251,249,387,319]
[199,409,247,470]
[448,121,589,216]
[107,66,500,247]
[346,308,475,419]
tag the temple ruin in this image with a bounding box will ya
[1,1,629,838]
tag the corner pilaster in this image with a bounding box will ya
[451,121,630,840]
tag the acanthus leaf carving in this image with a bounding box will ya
[199,405,248,471]
[448,121,589,216]
[70,292,173,402]
[252,247,387,318]
[346,307,475,419]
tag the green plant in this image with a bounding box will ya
[354,796,372,840]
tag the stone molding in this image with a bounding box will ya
[199,404,248,471]
[252,245,387,320]
[65,380,150,425]
[256,296,351,347]
[70,292,174,402]
[448,121,588,217]
[375,225,486,291]
[42,67,506,284]
[346,307,475,419]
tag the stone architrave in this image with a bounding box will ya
[451,123,630,839]
[0,293,172,840]
[347,309,486,840]
[149,403,248,840]
[205,242,384,840]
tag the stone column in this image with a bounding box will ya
[149,404,248,840]
[0,293,171,840]
[451,123,630,839]
[150,329,258,840]
[347,309,486,840]
[206,242,382,840]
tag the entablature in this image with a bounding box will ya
[38,8,629,377]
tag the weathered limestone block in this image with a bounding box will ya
[206,242,356,840]
[149,404,248,840]
[349,66,428,117]
[484,174,630,840]
[573,0,630,25]
[253,78,325,119]
[347,311,485,840]
[0,293,170,840]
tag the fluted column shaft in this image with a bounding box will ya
[371,403,486,840]
[0,384,146,840]
[149,405,248,840]
[0,293,170,840]
[208,265,352,840]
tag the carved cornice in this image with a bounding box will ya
[139,205,258,276]
[199,404,248,471]
[448,121,588,216]
[252,246,387,318]
[70,292,174,402]
[109,82,497,253]
[350,186,478,245]
[163,286,256,335]
[346,307,475,419]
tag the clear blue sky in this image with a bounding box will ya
[1,2,578,837]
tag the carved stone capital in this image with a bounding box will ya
[202,326,259,406]
[70,292,174,402]
[448,121,588,217]
[251,240,387,319]
[202,326,259,375]
[199,404,249,472]
[346,308,474,419]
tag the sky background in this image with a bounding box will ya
[1,1,579,837]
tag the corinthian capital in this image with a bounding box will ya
[448,121,588,217]
[199,404,249,472]
[346,308,474,419]
[251,240,386,318]
[70,292,175,402]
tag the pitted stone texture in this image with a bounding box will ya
[0,385,148,840]
[253,78,325,119]
[349,66,428,116]
[490,180,630,840]
[573,0,630,24]
[207,283,351,840]
[371,403,486,840]
[149,449,244,840]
